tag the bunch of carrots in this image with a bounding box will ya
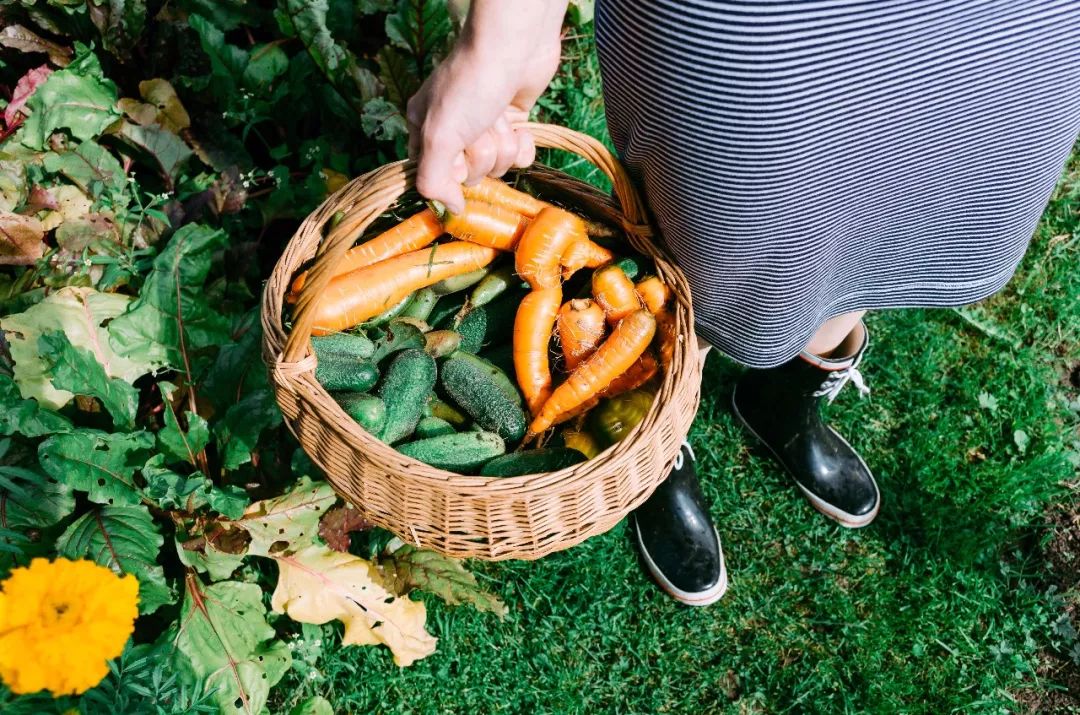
[290,176,677,448]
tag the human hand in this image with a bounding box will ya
[406,1,566,213]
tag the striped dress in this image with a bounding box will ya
[595,0,1080,367]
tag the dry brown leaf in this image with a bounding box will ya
[318,503,371,552]
[139,79,191,133]
[0,212,45,265]
[0,25,71,67]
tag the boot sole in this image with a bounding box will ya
[632,519,729,607]
[731,386,880,529]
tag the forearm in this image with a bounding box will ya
[459,0,568,63]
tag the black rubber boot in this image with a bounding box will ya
[631,443,728,606]
[731,321,879,528]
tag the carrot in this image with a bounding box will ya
[655,307,677,369]
[289,208,442,299]
[513,286,562,415]
[515,206,587,290]
[602,350,659,397]
[436,199,529,251]
[463,177,549,218]
[560,238,614,280]
[635,276,671,314]
[592,264,642,324]
[529,310,656,434]
[556,298,606,371]
[309,241,498,335]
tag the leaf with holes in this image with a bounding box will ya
[234,477,336,557]
[1,286,156,410]
[39,330,139,430]
[380,544,508,617]
[108,223,229,371]
[56,504,172,614]
[118,78,191,134]
[270,542,437,667]
[167,577,291,715]
[361,97,407,141]
[0,374,73,438]
[38,429,154,506]
[20,65,121,149]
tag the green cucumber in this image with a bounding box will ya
[469,264,516,308]
[397,431,505,472]
[362,293,414,328]
[479,448,586,477]
[455,307,487,353]
[449,351,522,406]
[401,287,439,321]
[441,352,527,443]
[377,349,437,443]
[432,265,491,295]
[310,332,375,361]
[415,416,456,438]
[429,398,468,427]
[370,320,426,364]
[313,349,379,392]
[333,392,387,434]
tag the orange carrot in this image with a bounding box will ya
[592,264,642,324]
[529,310,656,434]
[515,206,586,290]
[560,238,614,280]
[513,286,563,415]
[635,276,671,314]
[438,199,529,251]
[289,208,443,299]
[309,242,498,335]
[556,298,606,371]
[463,177,550,218]
[603,350,659,397]
[655,307,677,369]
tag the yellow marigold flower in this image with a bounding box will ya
[0,557,139,696]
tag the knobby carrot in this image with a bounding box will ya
[529,310,656,434]
[463,177,549,217]
[515,206,586,290]
[309,241,498,335]
[655,307,677,369]
[289,208,442,299]
[513,286,562,415]
[635,276,671,314]
[556,298,606,371]
[437,199,529,251]
[560,238,614,280]
[592,264,642,324]
[603,350,659,397]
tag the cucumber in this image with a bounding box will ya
[479,448,586,477]
[401,287,439,321]
[424,329,461,358]
[310,332,375,361]
[430,294,468,329]
[429,398,468,427]
[449,351,522,407]
[432,265,491,295]
[310,330,380,392]
[455,307,487,353]
[397,431,505,472]
[333,392,387,434]
[377,349,437,443]
[370,320,426,364]
[362,293,414,328]
[441,353,527,443]
[470,264,516,308]
[415,415,456,438]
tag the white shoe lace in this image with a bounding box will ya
[673,441,696,471]
[812,365,871,403]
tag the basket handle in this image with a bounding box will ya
[282,122,650,363]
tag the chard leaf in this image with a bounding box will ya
[38,429,154,506]
[20,64,121,150]
[38,330,139,430]
[0,374,73,438]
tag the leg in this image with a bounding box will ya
[805,311,866,357]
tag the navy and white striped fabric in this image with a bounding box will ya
[595,0,1080,367]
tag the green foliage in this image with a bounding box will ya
[38,330,139,429]
[38,429,153,505]
[20,58,120,148]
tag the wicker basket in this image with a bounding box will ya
[261,123,701,560]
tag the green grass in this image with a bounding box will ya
[275,33,1079,715]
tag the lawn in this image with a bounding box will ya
[271,34,1080,715]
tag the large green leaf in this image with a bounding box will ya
[38,429,154,506]
[168,578,291,715]
[142,453,211,512]
[0,374,72,438]
[0,462,75,564]
[108,224,229,371]
[42,140,126,199]
[377,45,419,113]
[56,504,172,614]
[157,384,211,466]
[0,287,157,410]
[38,330,139,430]
[188,13,249,98]
[216,387,282,471]
[20,66,121,150]
[385,0,451,70]
[235,477,337,557]
[361,97,408,141]
[278,0,350,81]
